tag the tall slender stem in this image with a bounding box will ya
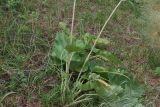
[77,0,125,80]
[70,0,77,44]
[63,0,77,103]
[66,0,77,74]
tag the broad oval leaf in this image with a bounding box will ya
[95,50,121,65]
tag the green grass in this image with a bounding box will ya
[0,0,160,107]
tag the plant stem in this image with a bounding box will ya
[63,0,77,103]
[77,0,125,81]
[70,0,76,44]
[65,0,77,74]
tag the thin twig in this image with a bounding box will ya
[63,0,77,103]
[77,0,125,81]
[70,0,77,44]
[65,0,77,74]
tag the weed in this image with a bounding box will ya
[48,0,145,106]
[0,0,23,12]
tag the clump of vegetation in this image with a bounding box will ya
[0,0,23,12]
[43,0,145,106]
[47,21,145,106]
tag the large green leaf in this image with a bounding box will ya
[114,84,145,107]
[93,66,129,84]
[76,39,86,48]
[81,80,123,98]
[154,67,160,76]
[59,22,70,34]
[65,45,84,53]
[65,40,86,53]
[70,61,88,72]
[99,81,145,107]
[52,32,70,61]
[95,50,121,65]
[83,33,110,45]
[52,32,82,62]
[81,73,111,91]
[81,79,112,92]
[97,37,110,45]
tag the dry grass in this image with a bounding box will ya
[143,0,160,47]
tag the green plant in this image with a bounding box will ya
[49,0,145,106]
[154,67,160,76]
[50,22,144,106]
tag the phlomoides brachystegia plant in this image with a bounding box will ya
[51,0,145,106]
